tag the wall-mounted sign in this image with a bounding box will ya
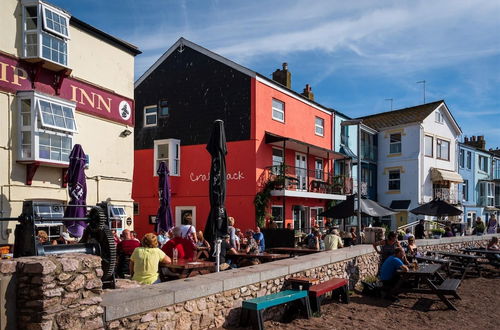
[189,171,245,182]
[0,53,134,125]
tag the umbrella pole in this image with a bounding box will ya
[214,239,222,272]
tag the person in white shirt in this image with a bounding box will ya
[180,213,197,243]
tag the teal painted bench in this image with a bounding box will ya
[240,290,311,330]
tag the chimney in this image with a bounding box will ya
[463,135,486,150]
[301,84,314,101]
[272,62,291,89]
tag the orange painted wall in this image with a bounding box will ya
[132,140,258,238]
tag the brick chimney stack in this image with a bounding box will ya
[272,63,291,89]
[464,135,486,150]
[301,84,314,101]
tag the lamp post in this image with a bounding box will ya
[341,119,363,243]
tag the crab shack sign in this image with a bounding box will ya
[0,53,134,125]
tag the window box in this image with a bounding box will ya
[153,139,180,176]
[21,1,71,70]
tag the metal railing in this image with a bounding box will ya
[433,188,459,204]
[265,165,353,195]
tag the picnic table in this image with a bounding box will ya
[396,263,461,310]
[268,247,319,256]
[230,251,290,262]
[433,251,482,280]
[416,255,453,276]
[460,248,500,256]
[160,259,214,281]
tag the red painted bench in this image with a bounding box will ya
[308,278,349,313]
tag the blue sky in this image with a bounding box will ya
[53,0,500,148]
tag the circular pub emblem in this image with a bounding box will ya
[118,100,131,120]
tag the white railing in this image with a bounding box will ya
[433,187,459,204]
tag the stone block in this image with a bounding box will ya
[102,286,174,321]
[22,259,57,275]
[0,260,17,274]
[59,258,80,272]
[66,274,86,292]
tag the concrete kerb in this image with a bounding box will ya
[169,276,224,303]
[203,268,260,291]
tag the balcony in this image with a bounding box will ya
[433,187,459,204]
[264,165,352,196]
[360,145,377,162]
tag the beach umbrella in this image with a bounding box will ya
[410,198,462,217]
[156,161,174,232]
[64,144,87,237]
[203,119,228,244]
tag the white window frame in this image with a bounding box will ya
[435,111,444,124]
[479,182,494,207]
[479,155,489,173]
[271,147,284,174]
[388,169,401,191]
[459,149,465,168]
[310,207,324,229]
[153,139,180,176]
[21,1,71,68]
[272,98,285,123]
[466,151,472,169]
[315,117,324,136]
[436,138,450,161]
[144,105,158,127]
[424,135,433,157]
[32,200,64,241]
[314,158,323,180]
[17,91,77,165]
[389,133,402,154]
[109,205,127,233]
[175,206,196,227]
[271,205,284,227]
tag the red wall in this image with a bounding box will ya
[133,140,258,238]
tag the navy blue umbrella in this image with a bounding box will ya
[204,120,228,244]
[64,144,87,237]
[156,161,174,232]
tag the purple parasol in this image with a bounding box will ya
[64,144,87,237]
[156,161,174,232]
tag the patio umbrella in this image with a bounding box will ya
[203,119,228,244]
[319,195,397,218]
[410,198,462,217]
[156,161,174,232]
[64,144,87,237]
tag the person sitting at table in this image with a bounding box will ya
[162,227,195,260]
[244,230,259,254]
[380,247,409,301]
[219,234,237,270]
[487,236,499,250]
[307,229,325,250]
[37,230,56,245]
[324,228,344,250]
[403,236,418,262]
[195,231,211,249]
[349,227,357,245]
[403,228,413,240]
[253,226,265,252]
[116,229,141,278]
[180,212,198,243]
[444,226,454,237]
[373,231,404,265]
[130,233,171,284]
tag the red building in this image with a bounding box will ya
[132,38,349,237]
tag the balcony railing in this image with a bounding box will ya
[265,165,352,195]
[477,196,495,207]
[360,145,377,162]
[433,187,459,204]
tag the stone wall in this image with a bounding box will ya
[0,253,104,330]
[103,234,499,330]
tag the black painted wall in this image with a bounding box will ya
[134,45,252,150]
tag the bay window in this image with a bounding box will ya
[22,0,71,68]
[478,181,494,207]
[153,139,180,176]
[18,91,77,165]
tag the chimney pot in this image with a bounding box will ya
[272,63,292,89]
[282,62,288,70]
[301,84,314,101]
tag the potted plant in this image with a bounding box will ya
[431,227,445,239]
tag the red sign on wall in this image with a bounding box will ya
[0,53,134,125]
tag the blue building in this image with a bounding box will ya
[458,136,497,232]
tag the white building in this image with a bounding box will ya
[359,100,462,229]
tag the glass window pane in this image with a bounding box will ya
[39,145,50,159]
[65,119,75,130]
[157,144,168,158]
[50,134,61,147]
[42,112,54,125]
[51,104,63,115]
[54,115,65,127]
[62,107,73,118]
[146,107,157,114]
[146,115,156,125]
[39,133,50,146]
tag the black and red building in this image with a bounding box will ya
[132,38,351,237]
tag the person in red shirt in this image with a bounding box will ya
[116,229,141,278]
[161,227,195,260]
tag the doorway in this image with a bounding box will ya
[295,153,307,191]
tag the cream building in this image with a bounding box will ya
[0,0,140,243]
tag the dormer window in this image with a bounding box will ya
[22,0,71,69]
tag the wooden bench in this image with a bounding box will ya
[431,278,462,310]
[240,290,311,330]
[308,278,349,313]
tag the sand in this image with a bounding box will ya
[262,270,499,330]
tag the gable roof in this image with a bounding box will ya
[357,100,443,130]
[134,37,339,115]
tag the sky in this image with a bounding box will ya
[52,0,500,148]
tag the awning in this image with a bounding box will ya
[390,200,411,210]
[484,206,500,212]
[430,168,463,183]
[265,132,346,160]
[339,145,357,159]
